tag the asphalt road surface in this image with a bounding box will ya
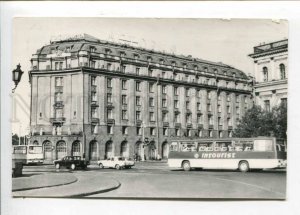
[18,162,286,199]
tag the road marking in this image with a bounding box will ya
[212,177,285,197]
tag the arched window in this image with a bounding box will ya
[280,64,286,80]
[105,141,113,159]
[56,141,67,159]
[89,141,98,160]
[162,142,169,159]
[120,141,129,158]
[263,67,268,82]
[72,141,81,156]
[43,141,52,161]
[33,140,39,145]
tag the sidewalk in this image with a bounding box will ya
[13,173,120,198]
[12,173,78,192]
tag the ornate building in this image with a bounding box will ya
[29,34,253,162]
[249,39,288,111]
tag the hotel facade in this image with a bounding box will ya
[29,34,253,163]
[249,39,288,111]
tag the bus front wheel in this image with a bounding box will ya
[182,161,191,171]
[238,161,249,172]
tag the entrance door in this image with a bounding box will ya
[56,141,67,159]
[72,141,81,156]
[149,141,156,160]
[121,141,129,158]
[89,141,98,160]
[162,142,169,159]
[105,141,113,159]
[135,141,142,160]
[43,141,52,161]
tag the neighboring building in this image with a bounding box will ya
[29,34,253,162]
[249,39,288,111]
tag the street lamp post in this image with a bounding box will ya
[12,64,24,93]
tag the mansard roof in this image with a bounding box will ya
[34,34,249,80]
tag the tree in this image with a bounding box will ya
[12,133,26,145]
[233,104,287,139]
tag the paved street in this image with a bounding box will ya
[13,162,286,199]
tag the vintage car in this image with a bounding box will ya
[53,156,89,170]
[97,156,135,170]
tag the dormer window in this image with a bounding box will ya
[194,65,198,70]
[223,71,227,76]
[183,63,187,70]
[232,72,236,78]
[105,48,111,55]
[160,59,165,65]
[147,56,152,62]
[134,54,139,60]
[204,67,208,72]
[214,69,218,73]
[90,46,96,53]
[120,51,126,58]
[172,61,176,67]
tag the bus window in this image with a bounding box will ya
[180,142,197,152]
[215,142,232,151]
[276,139,287,152]
[28,146,43,154]
[13,146,27,154]
[240,141,254,151]
[170,142,179,152]
[198,142,213,151]
[253,140,273,152]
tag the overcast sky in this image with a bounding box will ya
[12,18,288,135]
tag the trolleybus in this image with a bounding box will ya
[168,137,287,172]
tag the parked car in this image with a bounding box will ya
[97,156,135,170]
[53,156,89,170]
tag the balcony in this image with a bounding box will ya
[175,123,181,128]
[53,101,64,108]
[228,125,233,130]
[197,124,203,129]
[162,107,168,112]
[163,122,169,127]
[122,104,128,109]
[186,123,192,128]
[50,117,66,124]
[91,85,97,92]
[91,101,99,107]
[107,102,114,108]
[218,125,223,130]
[91,117,100,124]
[136,120,142,126]
[209,124,214,129]
[107,119,115,124]
[55,86,63,93]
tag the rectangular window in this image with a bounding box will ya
[162,72,166,79]
[107,63,112,70]
[162,112,168,122]
[174,87,178,95]
[197,114,202,124]
[207,104,212,112]
[186,114,191,123]
[107,93,112,103]
[107,78,112,88]
[218,117,222,126]
[91,108,97,118]
[150,112,155,121]
[122,80,127,90]
[186,101,190,110]
[197,102,201,111]
[227,118,232,126]
[148,69,153,77]
[163,128,168,136]
[208,116,213,125]
[149,83,154,93]
[207,92,211,99]
[281,98,287,108]
[150,127,155,136]
[122,126,128,135]
[59,62,63,70]
[186,88,190,97]
[236,95,240,103]
[175,113,180,123]
[91,76,96,86]
[122,95,127,105]
[92,92,97,102]
[90,46,96,53]
[162,99,167,108]
[136,81,141,91]
[55,92,63,102]
[264,100,270,112]
[174,100,179,109]
[218,105,221,113]
[107,125,113,134]
[227,106,231,113]
[137,127,142,135]
[175,128,180,136]
[136,96,141,106]
[55,77,63,86]
[149,97,154,107]
[162,85,167,94]
[136,111,141,120]
[122,110,128,120]
[91,61,96,68]
[107,109,113,119]
[121,65,126,73]
[136,67,140,75]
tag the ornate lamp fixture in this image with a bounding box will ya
[12,64,24,93]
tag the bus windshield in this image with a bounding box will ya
[28,146,43,154]
[13,146,27,154]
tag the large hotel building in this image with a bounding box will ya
[29,34,253,163]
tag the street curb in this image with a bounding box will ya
[63,179,121,198]
[12,177,78,192]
